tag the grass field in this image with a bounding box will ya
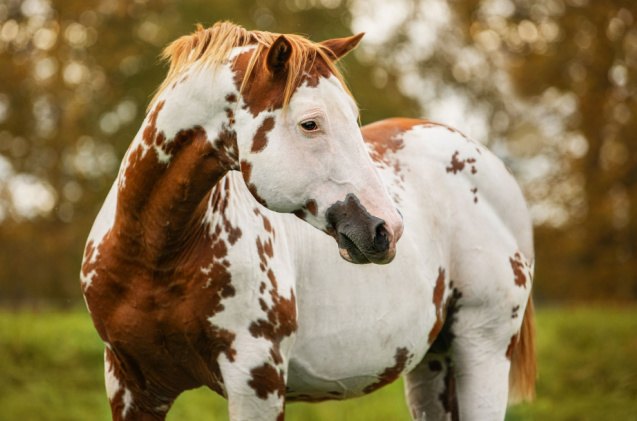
[1,306,636,420]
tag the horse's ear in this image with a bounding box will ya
[267,35,293,73]
[320,33,365,61]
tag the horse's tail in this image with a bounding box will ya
[508,296,536,403]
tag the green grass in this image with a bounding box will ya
[1,306,636,420]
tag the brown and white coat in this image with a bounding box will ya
[81,22,535,421]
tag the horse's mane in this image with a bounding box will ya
[150,21,348,110]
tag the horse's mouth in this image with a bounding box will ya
[335,230,397,265]
[337,232,371,264]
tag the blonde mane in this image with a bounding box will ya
[150,21,349,110]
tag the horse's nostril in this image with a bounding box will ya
[373,222,391,253]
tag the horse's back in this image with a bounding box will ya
[363,118,533,261]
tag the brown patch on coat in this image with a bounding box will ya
[232,49,283,117]
[83,241,95,261]
[362,118,425,162]
[363,118,475,149]
[446,151,465,174]
[305,199,318,216]
[240,160,252,180]
[252,116,275,153]
[120,110,236,264]
[81,240,99,291]
[362,347,410,393]
[262,215,273,233]
[445,151,477,175]
[250,224,298,368]
[467,157,477,174]
[470,187,478,203]
[512,305,520,319]
[256,237,275,269]
[82,99,248,410]
[429,282,462,354]
[506,335,519,360]
[120,100,238,252]
[105,346,171,417]
[213,128,239,171]
[428,267,446,344]
[510,252,527,287]
[86,205,240,400]
[209,177,243,246]
[248,285,297,349]
[104,347,127,416]
[250,205,297,384]
[364,125,403,160]
[231,45,333,117]
[361,118,420,185]
[142,100,166,146]
[248,362,286,399]
[240,160,267,206]
[293,199,318,221]
[224,107,235,126]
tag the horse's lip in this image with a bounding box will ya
[338,232,371,264]
[328,224,393,264]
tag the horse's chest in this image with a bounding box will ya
[83,249,237,391]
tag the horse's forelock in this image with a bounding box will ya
[149,21,351,112]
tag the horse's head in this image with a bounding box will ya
[234,32,403,264]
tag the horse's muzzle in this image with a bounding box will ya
[326,194,399,265]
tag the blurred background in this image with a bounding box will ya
[0,0,635,420]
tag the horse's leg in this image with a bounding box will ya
[104,347,176,421]
[447,248,533,420]
[218,335,289,421]
[404,305,459,421]
[449,308,515,421]
[404,351,458,421]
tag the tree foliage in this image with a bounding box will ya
[351,0,637,301]
[0,0,417,306]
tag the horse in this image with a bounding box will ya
[81,21,535,421]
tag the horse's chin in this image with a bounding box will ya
[338,245,371,264]
[337,242,397,265]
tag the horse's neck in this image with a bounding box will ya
[112,68,239,269]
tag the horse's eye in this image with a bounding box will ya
[300,120,318,132]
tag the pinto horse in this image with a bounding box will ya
[81,21,535,421]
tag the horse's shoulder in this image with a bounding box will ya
[362,117,471,160]
[361,118,425,164]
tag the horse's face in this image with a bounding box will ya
[236,35,403,264]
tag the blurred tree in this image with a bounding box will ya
[0,0,417,307]
[2,0,635,306]
[504,0,637,301]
